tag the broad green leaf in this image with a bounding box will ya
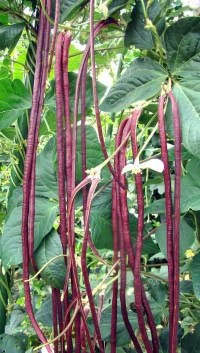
[108,0,129,15]
[180,280,194,295]
[105,346,128,353]
[0,79,31,130]
[155,218,195,259]
[145,198,165,215]
[90,187,113,249]
[181,175,200,212]
[190,253,200,300]
[125,0,164,49]
[0,23,24,51]
[36,296,52,327]
[88,305,138,347]
[164,17,200,72]
[13,51,27,81]
[5,307,25,335]
[159,328,169,353]
[100,58,167,113]
[6,187,23,220]
[39,110,57,136]
[101,305,137,346]
[68,44,82,71]
[60,0,87,22]
[186,157,200,188]
[35,230,66,289]
[0,333,27,353]
[0,127,15,140]
[36,137,58,199]
[76,125,110,183]
[148,279,167,304]
[149,297,168,324]
[166,83,200,158]
[0,13,8,25]
[1,196,57,267]
[181,323,200,353]
[90,187,158,254]
[45,73,106,117]
[0,57,12,80]
[0,274,8,334]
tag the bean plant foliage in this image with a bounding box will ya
[0,0,200,352]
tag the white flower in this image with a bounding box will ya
[122,157,164,175]
[181,0,200,9]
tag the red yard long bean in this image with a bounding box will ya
[21,1,52,351]
[81,177,105,353]
[158,94,174,349]
[169,91,181,353]
[113,116,143,353]
[52,288,59,353]
[55,32,68,254]
[48,0,60,73]
[131,113,154,353]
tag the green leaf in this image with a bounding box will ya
[180,280,194,295]
[60,0,87,23]
[0,127,15,140]
[145,198,165,215]
[68,44,83,71]
[5,307,25,335]
[0,333,27,353]
[101,305,138,346]
[0,79,31,130]
[0,273,8,334]
[39,110,57,136]
[181,175,200,213]
[88,305,138,347]
[90,187,158,254]
[35,230,66,289]
[125,0,164,49]
[90,187,113,249]
[0,23,24,51]
[76,125,110,183]
[166,83,200,159]
[159,328,169,353]
[187,158,200,188]
[164,17,200,72]
[148,279,167,304]
[155,218,195,259]
[100,57,167,113]
[45,73,106,117]
[108,0,129,15]
[36,137,58,199]
[1,195,58,267]
[190,253,200,300]
[149,297,168,325]
[181,324,200,353]
[36,296,52,327]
